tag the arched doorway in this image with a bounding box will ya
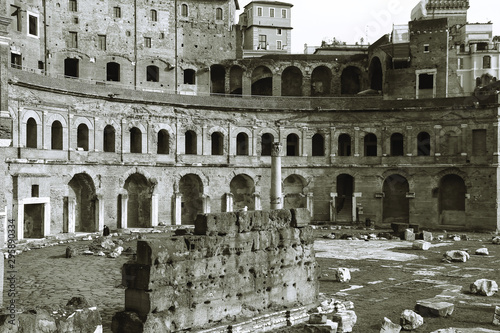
[369,57,383,92]
[229,65,243,95]
[261,133,274,156]
[124,173,152,228]
[179,174,203,224]
[341,66,362,94]
[281,66,303,96]
[311,66,332,96]
[210,64,225,95]
[382,174,409,223]
[26,118,37,148]
[251,66,273,96]
[230,174,255,211]
[69,173,96,232]
[283,175,306,209]
[439,174,466,225]
[51,121,63,150]
[336,174,354,222]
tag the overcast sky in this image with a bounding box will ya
[235,0,500,53]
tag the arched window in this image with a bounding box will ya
[236,132,249,156]
[338,134,351,156]
[286,134,299,156]
[147,65,159,82]
[181,4,188,17]
[364,133,377,156]
[216,8,223,20]
[184,69,195,84]
[130,127,142,153]
[312,133,325,156]
[157,130,169,154]
[106,62,120,81]
[211,132,224,155]
[51,121,63,150]
[103,125,115,152]
[26,118,37,148]
[150,9,157,21]
[185,130,197,155]
[483,55,491,69]
[77,123,89,151]
[261,133,274,156]
[417,132,431,156]
[390,133,404,156]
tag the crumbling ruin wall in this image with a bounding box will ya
[112,208,319,333]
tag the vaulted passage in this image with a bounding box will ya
[24,204,44,238]
[341,66,362,94]
[125,173,151,228]
[283,175,306,209]
[281,66,303,96]
[383,174,409,224]
[252,66,273,96]
[230,174,255,211]
[210,64,225,95]
[69,173,96,232]
[439,174,466,225]
[336,174,354,222]
[179,174,203,225]
[311,66,332,96]
[229,66,243,95]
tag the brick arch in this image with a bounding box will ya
[380,169,415,191]
[99,119,120,131]
[120,168,158,194]
[432,168,471,189]
[126,121,146,133]
[282,170,313,193]
[46,113,68,127]
[175,169,209,195]
[21,110,42,124]
[73,116,94,129]
[208,125,228,137]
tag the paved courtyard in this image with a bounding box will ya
[3,229,500,332]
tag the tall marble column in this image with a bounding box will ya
[270,143,283,209]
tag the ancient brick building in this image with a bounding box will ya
[0,0,499,239]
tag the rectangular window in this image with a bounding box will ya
[11,53,22,69]
[257,7,262,16]
[277,40,282,50]
[270,8,275,17]
[281,9,287,18]
[69,0,77,12]
[483,56,491,69]
[113,6,121,18]
[28,13,39,37]
[472,129,487,156]
[31,185,39,197]
[11,5,22,32]
[68,31,78,48]
[458,58,463,69]
[144,37,151,48]
[418,73,433,89]
[258,34,267,50]
[98,35,106,50]
[277,28,282,35]
[424,44,429,53]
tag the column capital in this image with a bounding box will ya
[271,142,283,157]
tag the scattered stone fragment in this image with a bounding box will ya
[461,234,470,241]
[412,240,431,250]
[331,310,357,332]
[380,317,401,333]
[97,251,105,256]
[332,268,351,283]
[444,250,470,262]
[404,229,415,241]
[437,235,444,241]
[66,246,77,258]
[304,320,339,333]
[470,279,498,296]
[82,250,94,255]
[309,313,327,324]
[492,236,500,245]
[475,248,489,255]
[400,309,423,330]
[323,233,336,240]
[415,298,454,317]
[493,306,500,326]
[422,231,433,241]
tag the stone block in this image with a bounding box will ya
[380,317,401,333]
[491,236,500,244]
[493,306,500,326]
[422,231,433,241]
[291,208,311,227]
[309,313,328,324]
[330,310,357,332]
[404,229,415,241]
[300,226,315,245]
[412,240,431,250]
[331,268,351,283]
[195,212,239,236]
[408,224,420,233]
[415,298,454,317]
[304,320,339,333]
[391,223,409,233]
[269,209,292,229]
[400,309,423,330]
[475,248,489,255]
[470,279,498,296]
[237,210,270,232]
[444,250,469,262]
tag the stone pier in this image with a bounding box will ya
[271,143,283,210]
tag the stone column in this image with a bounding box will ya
[120,193,128,229]
[253,193,261,211]
[202,125,209,155]
[354,127,360,157]
[271,143,283,209]
[352,193,362,222]
[94,117,101,152]
[96,194,104,232]
[306,193,314,217]
[202,195,210,214]
[461,124,468,155]
[43,201,51,237]
[67,196,76,233]
[42,111,48,149]
[434,125,442,156]
[301,127,308,157]
[174,193,182,225]
[226,193,233,212]
[151,194,158,227]
[330,193,337,222]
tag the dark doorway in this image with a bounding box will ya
[311,66,332,96]
[51,121,63,150]
[125,173,151,228]
[130,127,142,153]
[211,65,225,95]
[26,118,37,148]
[439,174,466,225]
[236,132,249,155]
[24,204,44,238]
[336,174,354,222]
[341,66,362,94]
[179,174,203,225]
[69,173,96,232]
[230,174,255,211]
[369,57,383,91]
[390,133,404,156]
[281,66,303,96]
[312,133,325,156]
[286,134,299,156]
[211,132,224,155]
[338,134,351,156]
[64,58,79,78]
[417,132,431,156]
[157,130,169,154]
[106,62,120,81]
[364,133,377,156]
[77,124,89,151]
[103,125,115,152]
[185,130,197,155]
[252,66,273,96]
[261,133,274,156]
[382,174,409,223]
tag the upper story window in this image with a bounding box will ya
[277,40,282,50]
[424,44,429,53]
[277,28,282,35]
[270,8,275,17]
[181,4,188,17]
[281,9,287,18]
[258,35,267,50]
[68,31,78,48]
[216,8,223,20]
[483,55,491,69]
[144,37,151,48]
[27,12,39,37]
[98,35,106,50]
[113,6,121,18]
[69,0,77,12]
[257,7,263,16]
[150,9,157,21]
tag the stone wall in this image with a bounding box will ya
[112,208,319,333]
